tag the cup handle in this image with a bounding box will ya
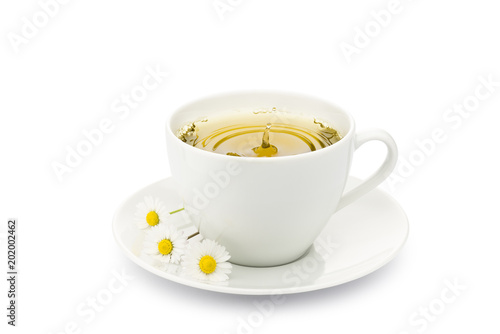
[336,129,398,211]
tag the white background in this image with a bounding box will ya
[1,0,499,333]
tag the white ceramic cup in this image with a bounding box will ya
[166,91,398,267]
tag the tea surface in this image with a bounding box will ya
[176,110,342,157]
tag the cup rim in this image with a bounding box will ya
[166,90,355,161]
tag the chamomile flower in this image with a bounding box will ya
[143,223,188,264]
[135,196,169,229]
[183,239,232,282]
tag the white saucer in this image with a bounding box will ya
[112,177,408,295]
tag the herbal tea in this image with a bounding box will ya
[176,109,342,157]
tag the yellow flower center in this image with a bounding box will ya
[199,255,217,274]
[158,239,173,255]
[146,211,159,226]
